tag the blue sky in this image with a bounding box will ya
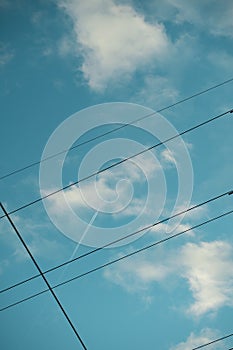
[0,1,233,349]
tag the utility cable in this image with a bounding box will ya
[0,108,232,220]
[1,208,232,312]
[192,332,233,349]
[0,203,88,350]
[0,189,232,295]
[1,77,233,181]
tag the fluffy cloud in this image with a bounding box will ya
[181,240,233,316]
[43,151,161,216]
[104,249,171,293]
[47,174,136,215]
[59,0,170,90]
[104,239,233,317]
[170,328,224,350]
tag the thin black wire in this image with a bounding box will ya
[1,209,232,312]
[0,108,232,220]
[50,210,233,288]
[1,77,233,181]
[192,333,233,349]
[0,203,87,350]
[0,189,231,295]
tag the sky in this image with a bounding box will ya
[0,0,233,349]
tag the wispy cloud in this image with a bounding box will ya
[170,328,224,350]
[161,148,177,166]
[0,43,14,66]
[58,0,170,91]
[0,210,69,266]
[150,222,194,237]
[104,249,172,294]
[208,50,233,74]
[131,75,179,110]
[167,0,233,38]
[57,35,74,57]
[150,195,206,237]
[0,259,9,276]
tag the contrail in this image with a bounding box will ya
[57,210,99,283]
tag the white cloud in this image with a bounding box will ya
[151,221,194,237]
[0,43,14,66]
[104,238,233,317]
[161,148,176,165]
[104,249,171,293]
[58,36,74,57]
[131,75,179,110]
[154,196,206,236]
[171,202,207,221]
[44,152,161,216]
[42,47,53,57]
[66,176,135,214]
[181,241,233,316]
[168,0,233,38]
[208,51,233,73]
[31,11,43,25]
[45,170,144,215]
[0,259,9,275]
[170,328,224,350]
[0,210,68,265]
[102,154,159,183]
[59,0,170,91]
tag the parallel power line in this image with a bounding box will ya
[0,83,232,350]
[0,203,88,350]
[1,77,233,181]
[1,208,232,312]
[0,189,232,295]
[0,109,232,220]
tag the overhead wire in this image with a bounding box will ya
[0,202,88,350]
[0,189,232,295]
[192,332,233,349]
[0,108,232,220]
[1,78,232,349]
[1,77,233,181]
[1,208,232,312]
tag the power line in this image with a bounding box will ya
[0,108,232,220]
[1,208,232,312]
[0,189,231,295]
[1,77,233,182]
[48,210,233,288]
[0,203,88,350]
[192,332,233,349]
